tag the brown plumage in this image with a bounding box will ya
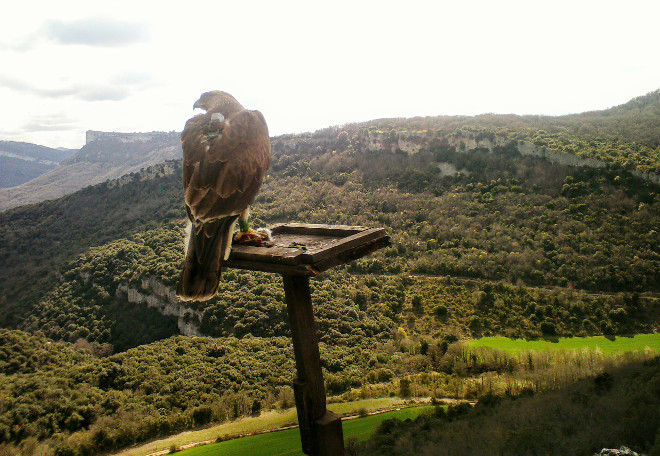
[177,91,270,301]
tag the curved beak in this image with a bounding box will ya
[193,100,201,110]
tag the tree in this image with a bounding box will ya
[399,379,411,398]
[251,400,262,417]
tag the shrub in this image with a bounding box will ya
[399,379,412,398]
[434,305,448,319]
[191,406,213,427]
[540,321,557,336]
[251,400,262,417]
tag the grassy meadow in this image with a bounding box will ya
[114,398,412,456]
[467,333,660,355]
[173,406,435,456]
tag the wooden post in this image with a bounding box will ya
[225,224,388,455]
[283,274,345,456]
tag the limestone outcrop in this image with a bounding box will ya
[116,277,205,337]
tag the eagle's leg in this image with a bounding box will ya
[237,207,251,233]
[234,207,256,241]
[233,207,272,244]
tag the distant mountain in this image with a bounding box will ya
[0,130,181,211]
[0,140,76,188]
[354,88,660,149]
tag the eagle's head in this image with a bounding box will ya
[193,91,244,116]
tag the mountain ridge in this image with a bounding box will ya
[0,140,76,188]
[0,132,182,211]
[1,89,658,211]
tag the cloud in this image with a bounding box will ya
[19,113,78,132]
[76,86,128,101]
[0,75,32,92]
[0,112,82,148]
[0,37,35,52]
[41,17,150,47]
[0,74,129,101]
[1,17,150,50]
[111,71,153,86]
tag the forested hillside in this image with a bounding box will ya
[0,161,182,328]
[17,222,658,354]
[0,91,659,455]
[346,88,660,174]
[3,144,659,347]
[1,90,658,351]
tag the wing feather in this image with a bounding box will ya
[181,108,270,224]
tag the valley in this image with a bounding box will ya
[0,141,76,189]
[0,132,180,212]
[0,90,659,456]
[113,398,427,456]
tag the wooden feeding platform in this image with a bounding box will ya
[226,223,390,276]
[226,223,390,456]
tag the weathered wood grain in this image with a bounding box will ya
[226,223,389,276]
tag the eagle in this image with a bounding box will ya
[177,91,271,302]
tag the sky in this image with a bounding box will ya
[0,0,658,149]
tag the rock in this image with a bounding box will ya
[594,446,641,456]
[116,276,205,337]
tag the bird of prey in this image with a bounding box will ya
[177,91,270,302]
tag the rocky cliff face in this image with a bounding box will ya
[354,130,659,183]
[106,160,179,188]
[444,133,609,169]
[362,130,427,154]
[362,129,607,166]
[272,128,629,173]
[67,131,181,166]
[116,277,205,337]
[85,130,180,145]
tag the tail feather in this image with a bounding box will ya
[177,215,239,301]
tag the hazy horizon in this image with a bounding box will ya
[1,0,658,149]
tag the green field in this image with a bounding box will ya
[175,406,435,456]
[114,398,411,456]
[467,333,660,355]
